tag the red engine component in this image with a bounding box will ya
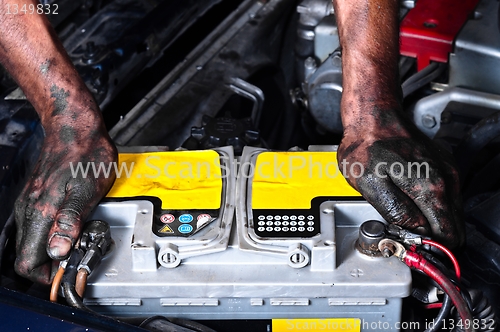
[400,0,480,71]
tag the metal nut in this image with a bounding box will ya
[380,242,396,258]
[422,114,437,128]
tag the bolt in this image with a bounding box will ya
[304,57,317,82]
[332,54,342,66]
[380,242,396,258]
[162,253,177,264]
[304,57,317,70]
[290,253,305,264]
[422,114,437,128]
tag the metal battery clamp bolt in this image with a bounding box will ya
[356,220,387,256]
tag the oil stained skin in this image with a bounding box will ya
[50,84,70,116]
[0,2,118,285]
[330,0,464,248]
[59,125,75,144]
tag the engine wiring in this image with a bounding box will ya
[425,293,452,332]
[403,248,474,332]
[75,269,89,298]
[379,229,481,332]
[421,238,461,281]
[50,266,65,303]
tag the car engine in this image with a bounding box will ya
[1,0,500,331]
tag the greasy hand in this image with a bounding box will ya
[0,0,117,284]
[14,124,116,285]
[338,111,465,249]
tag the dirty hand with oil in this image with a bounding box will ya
[334,0,465,248]
[0,1,117,284]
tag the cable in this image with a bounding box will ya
[426,303,443,309]
[75,269,88,298]
[420,251,474,315]
[425,293,452,332]
[422,239,461,281]
[404,250,474,332]
[50,266,65,302]
[412,253,454,332]
[421,252,471,309]
[167,317,218,332]
[140,316,200,332]
[62,282,93,313]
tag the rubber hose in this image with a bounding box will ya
[167,317,218,332]
[140,316,199,332]
[424,294,452,332]
[402,62,446,98]
[452,289,498,332]
[62,282,93,313]
[456,111,500,185]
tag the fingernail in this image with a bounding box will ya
[48,235,72,259]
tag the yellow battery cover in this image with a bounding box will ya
[106,150,222,210]
[252,151,360,209]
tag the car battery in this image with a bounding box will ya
[84,146,411,331]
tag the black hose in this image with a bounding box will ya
[401,62,446,98]
[452,289,498,332]
[467,289,497,332]
[167,317,218,332]
[402,62,438,87]
[62,282,93,313]
[60,248,95,313]
[424,294,453,332]
[456,110,500,186]
[139,316,200,332]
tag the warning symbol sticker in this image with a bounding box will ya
[159,225,174,233]
[179,214,193,223]
[178,224,193,234]
[160,214,175,224]
[197,214,212,221]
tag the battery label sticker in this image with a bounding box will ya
[179,214,193,223]
[252,152,360,210]
[196,214,213,229]
[272,318,360,332]
[107,150,222,210]
[178,224,193,234]
[160,214,175,223]
[158,225,174,234]
[153,210,219,238]
[197,213,211,221]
